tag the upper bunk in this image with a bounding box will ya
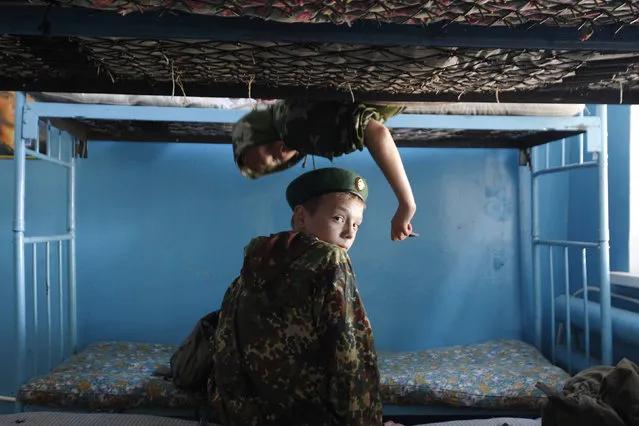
[1,91,595,158]
[1,1,639,104]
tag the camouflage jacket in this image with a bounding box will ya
[211,231,383,426]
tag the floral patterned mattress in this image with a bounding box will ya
[17,342,207,412]
[377,339,569,409]
[17,339,569,412]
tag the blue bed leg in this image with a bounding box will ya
[596,104,612,366]
[13,91,27,414]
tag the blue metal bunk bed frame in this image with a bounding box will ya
[5,91,614,419]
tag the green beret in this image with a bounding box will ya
[286,167,368,209]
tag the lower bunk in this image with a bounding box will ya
[14,339,568,422]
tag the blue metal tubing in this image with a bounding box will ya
[532,161,597,177]
[12,92,27,413]
[549,247,556,364]
[3,5,639,52]
[24,234,72,244]
[57,128,63,161]
[532,147,542,351]
[58,240,64,361]
[32,244,38,376]
[596,105,613,365]
[582,249,591,363]
[578,112,585,164]
[68,138,78,356]
[545,143,550,169]
[23,101,600,132]
[533,241,542,350]
[24,148,72,168]
[369,114,597,132]
[25,103,247,124]
[46,122,51,157]
[534,239,599,249]
[564,247,572,373]
[46,241,52,370]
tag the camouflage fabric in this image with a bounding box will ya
[210,231,383,426]
[169,310,220,393]
[537,358,639,426]
[232,100,405,179]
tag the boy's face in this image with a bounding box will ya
[294,192,365,252]
[242,141,298,174]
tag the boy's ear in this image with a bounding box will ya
[292,205,306,230]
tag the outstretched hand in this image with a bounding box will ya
[391,203,416,241]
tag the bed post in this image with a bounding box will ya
[531,147,542,351]
[13,91,27,413]
[68,137,78,356]
[596,105,612,365]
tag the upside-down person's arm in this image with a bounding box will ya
[363,119,416,241]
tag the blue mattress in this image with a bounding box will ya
[17,339,569,412]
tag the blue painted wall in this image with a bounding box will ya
[72,143,522,351]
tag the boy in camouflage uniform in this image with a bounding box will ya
[232,99,417,242]
[210,167,385,426]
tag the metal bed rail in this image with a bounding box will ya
[531,105,612,373]
[11,92,78,412]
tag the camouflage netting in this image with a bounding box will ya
[32,0,639,28]
[1,35,638,102]
[78,119,235,143]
